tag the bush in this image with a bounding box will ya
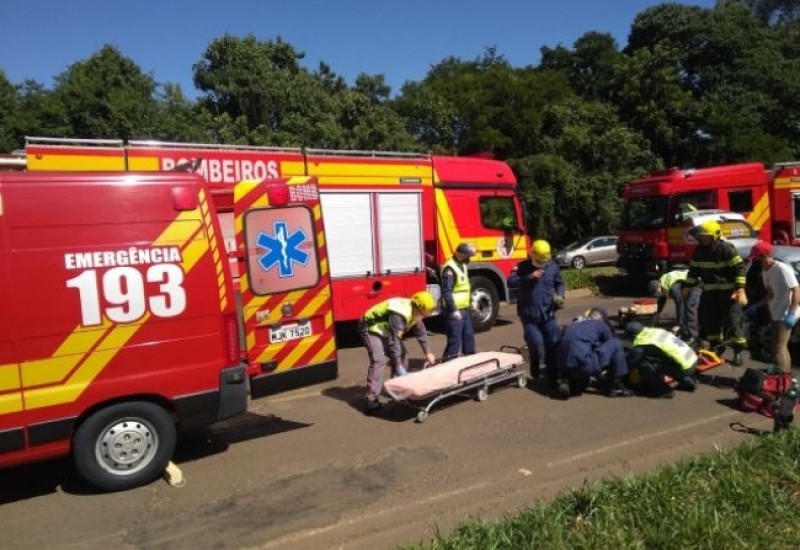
[561,268,598,291]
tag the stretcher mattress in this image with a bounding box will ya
[384,351,524,401]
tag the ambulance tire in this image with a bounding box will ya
[72,401,177,492]
[470,276,499,333]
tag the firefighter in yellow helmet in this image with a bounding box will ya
[507,238,565,386]
[359,291,437,413]
[683,219,747,365]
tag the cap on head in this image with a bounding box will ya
[531,239,551,263]
[748,240,773,260]
[411,291,436,316]
[589,307,608,322]
[625,321,645,337]
[455,243,476,257]
[648,279,662,298]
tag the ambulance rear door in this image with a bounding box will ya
[234,177,337,397]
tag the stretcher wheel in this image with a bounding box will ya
[415,411,429,423]
[517,373,528,388]
[476,386,489,402]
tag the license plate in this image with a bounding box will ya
[269,321,312,344]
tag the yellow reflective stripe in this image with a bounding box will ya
[25,317,148,410]
[0,363,20,392]
[0,393,23,415]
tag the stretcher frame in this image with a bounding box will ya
[389,346,528,423]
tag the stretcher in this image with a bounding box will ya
[383,346,528,423]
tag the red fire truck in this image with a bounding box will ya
[0,170,337,490]
[23,137,529,331]
[616,163,772,276]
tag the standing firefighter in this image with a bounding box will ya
[508,239,565,384]
[359,292,437,414]
[441,243,477,359]
[683,220,748,365]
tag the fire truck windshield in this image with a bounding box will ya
[620,196,668,230]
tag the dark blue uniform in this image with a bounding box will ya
[558,318,628,383]
[508,259,564,381]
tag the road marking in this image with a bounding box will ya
[546,410,752,468]
[253,480,492,549]
[265,389,322,404]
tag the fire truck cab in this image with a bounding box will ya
[617,163,770,276]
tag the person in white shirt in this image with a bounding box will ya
[748,241,800,373]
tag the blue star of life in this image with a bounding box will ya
[256,221,310,278]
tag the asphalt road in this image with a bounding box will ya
[0,294,777,550]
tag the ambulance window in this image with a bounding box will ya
[243,206,320,295]
[480,196,518,231]
[728,190,753,213]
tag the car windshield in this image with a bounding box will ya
[562,240,584,251]
[620,197,667,230]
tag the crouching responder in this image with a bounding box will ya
[625,321,698,398]
[649,268,701,344]
[441,243,477,359]
[556,308,632,399]
[507,239,565,384]
[683,219,747,365]
[359,291,437,414]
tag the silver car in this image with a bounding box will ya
[554,236,619,269]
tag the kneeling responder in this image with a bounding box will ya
[556,308,631,399]
[625,322,698,398]
[649,268,700,343]
[359,291,437,413]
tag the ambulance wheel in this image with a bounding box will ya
[416,411,429,423]
[477,386,489,402]
[72,401,176,492]
[517,373,528,388]
[470,276,499,333]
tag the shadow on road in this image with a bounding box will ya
[175,411,311,464]
[595,274,649,297]
[0,411,310,504]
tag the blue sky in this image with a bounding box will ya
[1,0,716,97]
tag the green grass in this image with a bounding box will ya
[561,266,619,291]
[401,430,800,549]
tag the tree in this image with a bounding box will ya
[511,99,658,244]
[53,45,160,139]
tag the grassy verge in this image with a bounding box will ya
[401,430,800,549]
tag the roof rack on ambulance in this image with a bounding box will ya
[305,148,430,160]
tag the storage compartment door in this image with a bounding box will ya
[377,192,423,274]
[320,193,375,278]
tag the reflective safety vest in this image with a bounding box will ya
[634,327,697,371]
[659,270,688,293]
[442,258,471,309]
[363,298,414,338]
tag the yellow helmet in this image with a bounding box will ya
[411,291,436,316]
[697,220,721,239]
[531,239,551,262]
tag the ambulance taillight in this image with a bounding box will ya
[223,313,241,366]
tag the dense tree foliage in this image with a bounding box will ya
[3,2,799,244]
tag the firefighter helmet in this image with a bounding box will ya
[411,291,436,316]
[696,220,722,239]
[531,239,551,262]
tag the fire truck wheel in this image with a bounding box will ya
[470,276,499,333]
[72,401,177,492]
